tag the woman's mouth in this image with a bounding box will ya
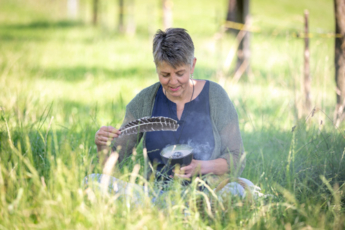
[169,86,180,92]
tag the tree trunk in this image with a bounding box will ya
[126,0,136,35]
[225,0,250,75]
[92,0,99,26]
[67,0,79,19]
[304,10,312,114]
[118,0,125,32]
[226,0,238,34]
[334,0,345,126]
[162,0,173,30]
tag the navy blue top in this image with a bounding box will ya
[145,81,215,175]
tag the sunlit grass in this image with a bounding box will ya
[0,0,344,229]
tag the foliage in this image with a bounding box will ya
[0,0,344,229]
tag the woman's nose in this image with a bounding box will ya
[170,75,178,84]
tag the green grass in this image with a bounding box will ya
[0,0,344,229]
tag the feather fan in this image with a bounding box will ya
[119,116,179,137]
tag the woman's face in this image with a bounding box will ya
[156,58,196,101]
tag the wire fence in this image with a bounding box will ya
[222,20,343,38]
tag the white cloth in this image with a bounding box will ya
[84,174,261,203]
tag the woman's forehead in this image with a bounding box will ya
[156,61,188,72]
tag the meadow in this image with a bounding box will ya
[0,0,344,229]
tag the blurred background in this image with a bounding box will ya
[1,2,345,228]
[0,0,336,127]
[0,0,342,180]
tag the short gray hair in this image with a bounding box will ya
[153,28,194,68]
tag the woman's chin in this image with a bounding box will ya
[167,91,183,99]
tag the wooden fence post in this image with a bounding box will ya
[67,0,79,19]
[225,0,250,77]
[304,10,312,115]
[162,0,173,30]
[92,0,99,26]
[334,0,345,126]
[118,0,125,33]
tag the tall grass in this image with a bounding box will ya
[0,0,344,229]
[1,117,344,229]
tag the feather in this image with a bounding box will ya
[119,116,179,136]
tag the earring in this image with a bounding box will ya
[190,73,193,79]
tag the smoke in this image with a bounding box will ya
[185,139,213,161]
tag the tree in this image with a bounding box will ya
[118,0,125,32]
[117,0,136,34]
[67,0,79,19]
[304,10,311,114]
[226,0,250,75]
[162,0,173,30]
[125,0,136,35]
[334,0,345,126]
[92,0,99,26]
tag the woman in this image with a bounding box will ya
[93,28,255,198]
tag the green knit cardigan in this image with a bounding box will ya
[112,81,245,177]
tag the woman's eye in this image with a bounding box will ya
[177,73,184,77]
[162,74,169,78]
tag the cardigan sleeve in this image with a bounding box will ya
[209,82,245,176]
[111,101,143,163]
[111,82,160,163]
[218,110,245,176]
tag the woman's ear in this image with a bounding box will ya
[191,57,197,74]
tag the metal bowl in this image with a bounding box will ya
[160,144,193,167]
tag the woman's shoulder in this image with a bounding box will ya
[136,82,161,97]
[126,82,160,118]
[208,81,230,100]
[130,82,160,103]
[208,81,237,124]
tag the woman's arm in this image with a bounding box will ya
[209,82,245,176]
[197,158,228,175]
[95,82,159,165]
[95,110,142,165]
[176,158,228,178]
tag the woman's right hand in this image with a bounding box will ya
[95,126,121,151]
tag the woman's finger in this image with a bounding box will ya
[96,133,110,142]
[98,130,119,138]
[95,136,109,143]
[97,138,113,145]
[95,126,118,147]
[110,128,121,135]
[175,168,189,176]
[97,130,111,137]
[175,173,191,179]
[100,136,112,142]
[106,126,121,135]
[98,141,108,145]
[180,164,192,172]
[108,132,120,138]
[99,126,118,134]
[99,126,112,132]
[95,138,107,145]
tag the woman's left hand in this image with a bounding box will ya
[175,159,201,178]
[172,158,229,178]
